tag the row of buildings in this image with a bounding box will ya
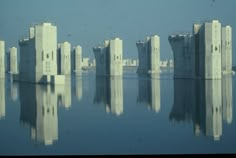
[168,20,233,79]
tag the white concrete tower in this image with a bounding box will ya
[0,40,5,78]
[222,25,232,74]
[0,79,5,120]
[58,41,71,75]
[19,22,64,84]
[198,20,222,79]
[9,47,18,74]
[109,38,123,76]
[74,45,82,73]
[149,35,160,74]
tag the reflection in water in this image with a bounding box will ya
[170,77,233,141]
[57,77,72,110]
[222,76,233,124]
[10,80,19,102]
[94,76,123,116]
[0,79,5,120]
[137,74,160,112]
[75,75,83,102]
[19,83,59,145]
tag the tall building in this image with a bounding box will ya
[58,42,71,75]
[73,45,82,73]
[136,35,160,75]
[222,25,232,74]
[0,40,5,78]
[168,33,195,78]
[9,47,18,74]
[20,83,59,145]
[137,74,160,112]
[0,79,5,120]
[93,38,123,76]
[194,20,222,79]
[18,23,64,84]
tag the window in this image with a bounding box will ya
[47,53,49,59]
[215,46,218,51]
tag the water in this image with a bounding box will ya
[0,68,236,155]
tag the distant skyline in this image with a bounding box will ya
[0,0,235,64]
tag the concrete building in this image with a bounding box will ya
[57,42,71,75]
[194,20,222,79]
[137,74,160,112]
[93,38,123,76]
[73,45,82,73]
[168,33,195,78]
[20,83,58,145]
[94,76,123,116]
[136,35,160,75]
[0,40,5,78]
[18,23,65,84]
[82,57,90,67]
[9,47,18,74]
[0,79,5,120]
[222,26,232,74]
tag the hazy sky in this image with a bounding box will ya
[0,0,235,63]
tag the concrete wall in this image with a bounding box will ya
[0,41,5,78]
[222,76,232,124]
[150,35,160,74]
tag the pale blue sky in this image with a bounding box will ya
[0,0,235,63]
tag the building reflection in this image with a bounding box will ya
[170,76,233,141]
[19,83,62,145]
[94,76,123,116]
[75,73,83,102]
[0,79,5,120]
[57,76,72,110]
[137,74,160,112]
[10,80,19,102]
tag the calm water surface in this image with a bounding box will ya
[0,68,235,155]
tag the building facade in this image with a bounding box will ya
[73,45,82,73]
[57,42,71,75]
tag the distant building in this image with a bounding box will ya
[57,42,71,75]
[18,23,65,84]
[82,57,90,67]
[73,45,82,73]
[8,47,18,74]
[222,26,232,74]
[0,40,5,78]
[93,38,123,76]
[136,35,160,75]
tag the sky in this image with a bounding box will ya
[0,0,235,64]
